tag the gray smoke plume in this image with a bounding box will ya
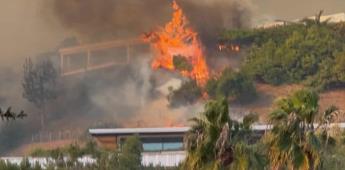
[43,0,253,125]
[47,0,252,44]
[89,56,153,118]
[0,0,252,155]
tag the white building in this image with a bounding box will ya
[89,127,189,167]
[257,12,345,28]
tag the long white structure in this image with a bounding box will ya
[257,12,345,28]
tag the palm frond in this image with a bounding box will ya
[321,105,339,124]
[289,143,306,169]
[269,109,288,123]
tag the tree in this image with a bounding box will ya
[183,98,264,170]
[205,68,257,102]
[22,58,58,130]
[266,89,339,170]
[118,135,143,170]
[168,80,202,107]
[66,143,83,167]
[307,51,345,90]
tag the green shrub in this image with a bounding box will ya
[168,80,202,107]
[206,69,257,103]
[118,135,143,170]
[222,22,345,90]
[30,148,51,157]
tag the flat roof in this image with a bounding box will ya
[89,123,345,135]
[89,127,190,136]
[88,125,270,136]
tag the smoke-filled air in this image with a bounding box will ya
[0,1,345,169]
[0,0,252,154]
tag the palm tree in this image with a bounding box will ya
[266,89,339,170]
[183,98,264,170]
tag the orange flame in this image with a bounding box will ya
[143,0,209,86]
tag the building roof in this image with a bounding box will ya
[89,123,345,136]
[89,127,190,136]
[88,125,271,136]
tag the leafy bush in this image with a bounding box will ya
[220,24,305,46]
[243,25,342,85]
[0,159,42,170]
[168,80,202,107]
[118,136,143,170]
[25,137,145,170]
[222,22,345,90]
[206,69,257,103]
[30,148,51,157]
[308,51,345,90]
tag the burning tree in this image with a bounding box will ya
[173,55,193,72]
[22,58,58,130]
[144,0,209,86]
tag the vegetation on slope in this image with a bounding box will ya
[222,19,345,91]
[168,80,202,107]
[168,69,257,107]
[170,14,345,107]
[205,68,256,103]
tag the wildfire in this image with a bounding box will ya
[143,0,209,86]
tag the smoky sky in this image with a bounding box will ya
[0,0,345,155]
[1,0,345,67]
[253,0,345,24]
[48,0,252,44]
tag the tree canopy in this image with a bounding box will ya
[266,89,339,170]
[205,68,257,103]
[183,98,264,170]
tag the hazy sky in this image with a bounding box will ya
[0,1,65,69]
[255,0,345,22]
[0,0,345,67]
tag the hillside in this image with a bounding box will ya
[229,83,345,122]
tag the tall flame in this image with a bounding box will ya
[144,0,209,85]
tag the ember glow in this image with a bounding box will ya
[218,44,240,52]
[144,1,209,86]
